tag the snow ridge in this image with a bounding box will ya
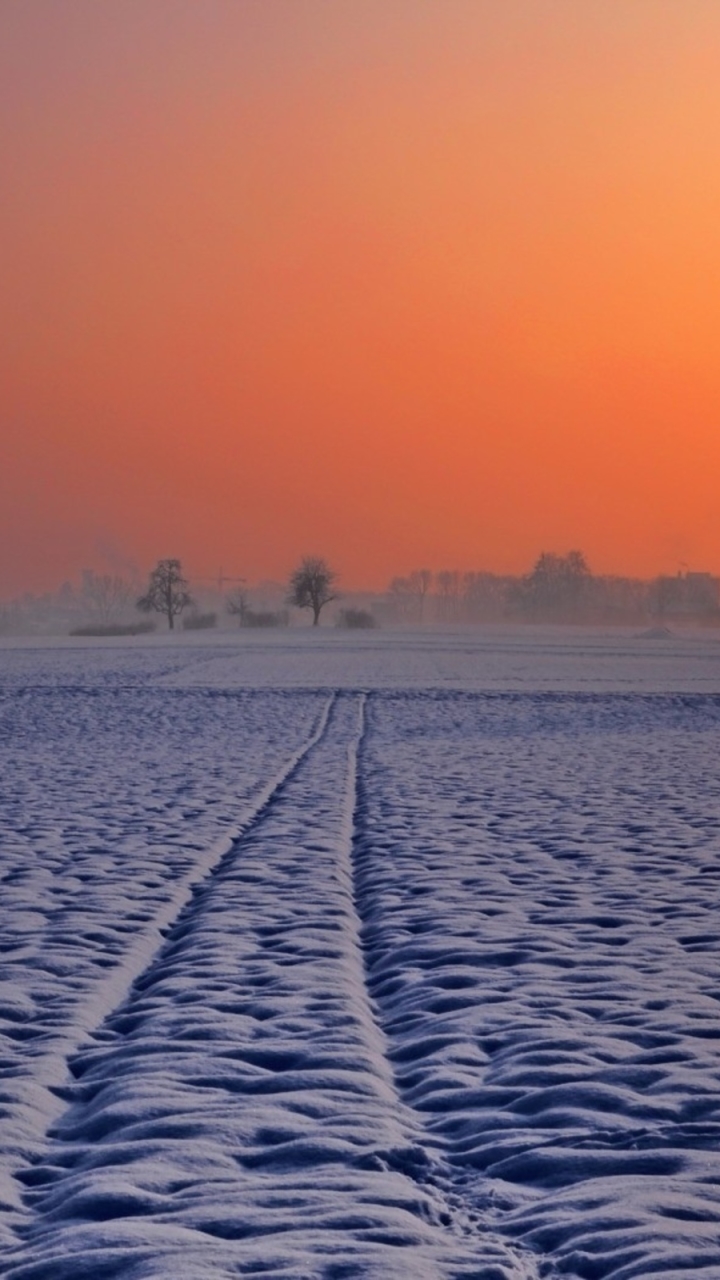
[353,691,720,1280]
[0,693,334,1250]
[349,695,543,1278]
[4,694,533,1279]
[4,644,720,1280]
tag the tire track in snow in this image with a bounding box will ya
[349,696,548,1280]
[351,692,720,1280]
[5,693,536,1280]
[0,693,335,1248]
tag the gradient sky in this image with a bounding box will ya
[3,1,720,594]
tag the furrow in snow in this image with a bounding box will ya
[349,697,554,1276]
[351,690,720,1280]
[345,696,543,1280]
[0,693,334,1247]
[3,692,535,1280]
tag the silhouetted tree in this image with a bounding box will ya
[137,559,192,630]
[81,569,134,624]
[519,550,591,619]
[388,576,417,622]
[226,588,249,625]
[435,569,460,621]
[462,571,510,622]
[228,589,288,628]
[410,568,433,621]
[388,569,432,623]
[288,556,338,626]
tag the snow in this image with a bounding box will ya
[3,622,720,693]
[1,630,720,1278]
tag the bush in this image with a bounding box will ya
[182,612,217,631]
[241,608,289,628]
[336,608,377,630]
[69,622,156,637]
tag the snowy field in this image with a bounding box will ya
[2,628,720,1279]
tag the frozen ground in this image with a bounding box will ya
[1,629,720,1278]
[3,622,720,693]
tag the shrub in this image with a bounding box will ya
[336,608,377,630]
[241,608,289,628]
[182,612,217,631]
[69,622,156,637]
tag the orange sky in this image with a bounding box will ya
[3,0,720,594]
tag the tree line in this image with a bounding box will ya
[136,556,339,630]
[387,552,720,624]
[2,551,717,636]
[135,550,719,631]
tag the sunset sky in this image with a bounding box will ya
[3,1,720,594]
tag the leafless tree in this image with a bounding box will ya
[288,556,338,626]
[387,578,413,622]
[226,588,249,625]
[137,559,192,630]
[409,568,432,621]
[389,569,433,623]
[435,569,460,622]
[518,550,591,620]
[461,571,509,622]
[81,569,135,624]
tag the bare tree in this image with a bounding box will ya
[435,569,460,622]
[409,568,432,621]
[387,577,414,622]
[288,556,338,626]
[137,559,192,630]
[388,569,432,623]
[462,571,509,622]
[81,569,135,624]
[518,550,591,620]
[226,588,249,625]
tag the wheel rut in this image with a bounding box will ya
[0,695,334,1262]
[349,696,546,1280]
[5,693,537,1280]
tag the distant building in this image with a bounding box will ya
[652,571,720,620]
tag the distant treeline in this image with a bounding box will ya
[382,553,720,625]
[1,553,719,636]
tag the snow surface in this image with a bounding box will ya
[2,631,720,1278]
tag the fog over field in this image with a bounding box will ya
[2,630,720,1279]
